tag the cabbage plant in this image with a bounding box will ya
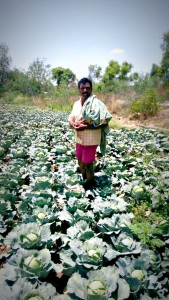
[5,248,56,280]
[0,277,57,300]
[131,184,150,200]
[110,232,142,256]
[4,222,58,249]
[116,256,148,294]
[97,213,134,235]
[66,266,130,300]
[91,195,128,217]
[10,147,28,159]
[66,220,94,241]
[116,254,168,297]
[67,197,90,213]
[31,205,58,224]
[55,237,111,276]
[68,237,112,270]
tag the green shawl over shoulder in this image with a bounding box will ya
[82,94,112,154]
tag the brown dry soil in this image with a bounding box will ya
[112,102,169,132]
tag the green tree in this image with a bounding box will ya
[101,60,134,92]
[119,61,133,80]
[5,68,30,95]
[101,60,120,92]
[149,64,163,87]
[160,31,169,84]
[88,64,102,81]
[102,60,120,82]
[0,43,11,94]
[52,67,76,86]
[27,58,52,95]
[150,63,162,77]
[133,73,160,94]
[129,72,139,82]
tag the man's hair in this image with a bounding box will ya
[78,77,92,89]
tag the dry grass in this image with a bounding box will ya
[31,97,49,109]
[110,104,169,131]
[105,90,169,131]
[140,104,169,130]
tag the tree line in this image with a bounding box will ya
[0,31,169,98]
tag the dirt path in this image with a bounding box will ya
[112,103,169,131]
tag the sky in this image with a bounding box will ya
[0,0,169,80]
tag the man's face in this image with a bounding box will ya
[79,83,92,101]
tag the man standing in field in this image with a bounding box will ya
[68,77,112,190]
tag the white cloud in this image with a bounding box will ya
[110,48,125,55]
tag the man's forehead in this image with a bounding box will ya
[80,82,90,86]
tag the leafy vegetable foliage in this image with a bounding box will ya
[0,105,169,299]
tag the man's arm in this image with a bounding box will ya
[85,123,107,130]
[69,120,107,131]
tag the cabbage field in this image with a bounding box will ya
[0,106,169,300]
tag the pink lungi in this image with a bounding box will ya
[76,143,97,164]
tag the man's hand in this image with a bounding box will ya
[73,119,88,131]
[69,119,88,131]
